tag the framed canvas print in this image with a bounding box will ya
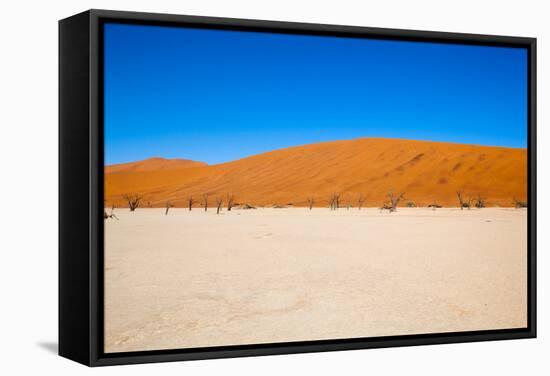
[59,9,536,366]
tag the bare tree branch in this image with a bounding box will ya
[202,193,209,212]
[329,192,341,211]
[384,191,405,213]
[512,197,528,208]
[475,195,486,208]
[165,200,174,215]
[188,196,195,211]
[357,193,365,210]
[104,203,118,220]
[216,196,223,214]
[123,194,143,212]
[457,190,472,210]
[226,193,235,211]
[456,190,465,210]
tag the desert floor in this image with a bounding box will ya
[104,207,527,353]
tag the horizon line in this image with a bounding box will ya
[105,136,528,167]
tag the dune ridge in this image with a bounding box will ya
[104,138,527,208]
[105,157,207,174]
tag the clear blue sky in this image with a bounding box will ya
[104,23,527,165]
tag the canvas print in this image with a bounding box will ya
[103,23,528,353]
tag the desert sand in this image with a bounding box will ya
[105,138,527,208]
[105,157,207,174]
[104,207,527,353]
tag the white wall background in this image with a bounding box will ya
[0,0,547,374]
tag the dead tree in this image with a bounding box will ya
[202,194,209,212]
[165,200,174,215]
[307,197,314,210]
[387,191,405,212]
[216,197,223,214]
[226,193,235,211]
[104,205,118,220]
[457,190,465,210]
[123,194,143,212]
[474,195,486,208]
[358,194,365,210]
[456,190,472,210]
[380,203,392,212]
[513,197,528,208]
[329,193,341,210]
[428,201,442,210]
[188,196,195,211]
[110,204,118,219]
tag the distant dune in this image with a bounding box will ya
[105,157,207,174]
[104,138,527,208]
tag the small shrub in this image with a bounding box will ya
[513,199,528,208]
[406,201,416,208]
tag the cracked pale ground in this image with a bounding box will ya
[104,208,527,353]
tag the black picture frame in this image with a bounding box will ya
[59,9,537,367]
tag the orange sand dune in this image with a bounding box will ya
[104,138,527,208]
[105,157,207,174]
